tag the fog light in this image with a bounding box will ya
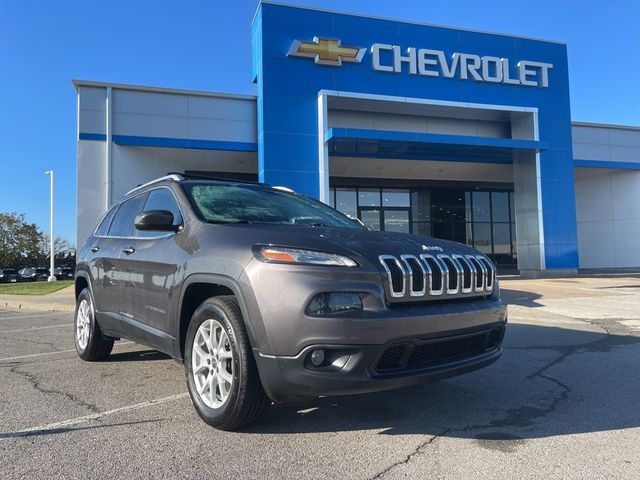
[310,349,325,367]
[306,292,363,316]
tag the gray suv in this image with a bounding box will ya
[75,174,507,430]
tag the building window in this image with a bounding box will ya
[329,185,518,269]
[335,188,357,218]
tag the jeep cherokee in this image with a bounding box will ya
[75,173,507,430]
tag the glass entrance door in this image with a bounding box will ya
[383,208,410,233]
[359,208,381,231]
[359,207,410,233]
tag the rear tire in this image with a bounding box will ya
[185,295,269,430]
[74,288,114,361]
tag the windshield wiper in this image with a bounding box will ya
[207,220,255,225]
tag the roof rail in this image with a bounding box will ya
[172,171,267,186]
[125,174,183,196]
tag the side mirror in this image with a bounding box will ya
[134,210,180,232]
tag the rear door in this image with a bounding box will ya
[100,195,146,332]
[88,205,120,318]
[118,187,183,352]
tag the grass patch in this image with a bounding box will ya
[0,280,74,295]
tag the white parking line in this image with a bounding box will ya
[0,341,134,362]
[0,312,69,321]
[0,349,78,362]
[0,393,189,440]
[0,324,72,334]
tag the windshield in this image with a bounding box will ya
[183,182,361,229]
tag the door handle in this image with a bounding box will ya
[122,247,136,255]
[90,246,100,253]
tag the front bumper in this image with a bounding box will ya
[254,321,506,404]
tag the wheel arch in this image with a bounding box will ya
[175,274,263,363]
[74,271,92,299]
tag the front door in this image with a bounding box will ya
[118,187,184,352]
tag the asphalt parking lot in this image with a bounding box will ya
[1,275,640,479]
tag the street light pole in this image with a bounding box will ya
[45,170,56,282]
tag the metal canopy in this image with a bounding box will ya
[326,128,543,164]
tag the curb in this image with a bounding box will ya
[1,300,75,313]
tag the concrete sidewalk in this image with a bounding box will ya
[0,285,75,312]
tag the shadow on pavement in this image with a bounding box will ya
[105,350,171,363]
[242,322,640,440]
[499,287,543,307]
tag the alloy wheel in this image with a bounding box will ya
[76,299,91,350]
[192,319,234,409]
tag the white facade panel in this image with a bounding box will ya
[571,125,609,144]
[609,129,640,147]
[612,219,640,267]
[76,139,107,248]
[610,145,640,163]
[78,86,106,111]
[571,123,640,166]
[572,142,611,161]
[113,90,188,116]
[114,112,189,138]
[328,110,510,138]
[187,96,256,121]
[575,167,640,268]
[78,109,106,135]
[187,118,257,143]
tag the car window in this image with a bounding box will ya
[95,206,118,236]
[96,206,118,236]
[107,195,144,238]
[136,188,183,238]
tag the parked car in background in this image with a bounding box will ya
[0,268,19,283]
[54,267,75,280]
[18,267,50,282]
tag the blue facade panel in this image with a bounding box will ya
[252,2,578,269]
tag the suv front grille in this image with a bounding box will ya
[378,253,495,300]
[374,326,504,373]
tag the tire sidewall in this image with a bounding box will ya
[185,302,243,426]
[74,288,97,359]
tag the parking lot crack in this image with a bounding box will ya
[9,365,100,413]
[368,429,450,479]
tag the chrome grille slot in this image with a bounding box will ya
[467,255,485,292]
[478,256,495,292]
[438,254,461,295]
[453,254,474,294]
[400,255,426,296]
[420,254,443,295]
[379,255,406,297]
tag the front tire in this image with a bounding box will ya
[185,296,268,430]
[74,288,114,361]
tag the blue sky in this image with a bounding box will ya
[1,0,638,244]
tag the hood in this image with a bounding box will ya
[219,224,481,268]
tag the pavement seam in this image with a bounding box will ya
[9,364,101,413]
[368,428,451,480]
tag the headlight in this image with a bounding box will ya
[253,246,357,267]
[306,292,363,316]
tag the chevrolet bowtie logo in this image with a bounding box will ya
[287,37,366,66]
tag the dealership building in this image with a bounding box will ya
[74,2,640,275]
